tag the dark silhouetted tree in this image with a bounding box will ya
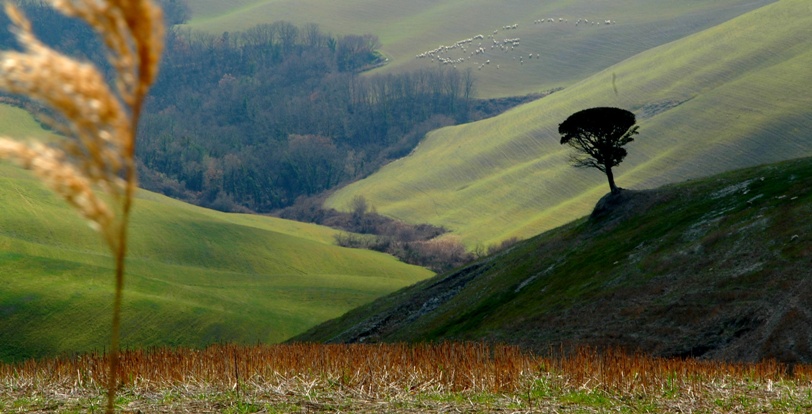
[558,107,639,194]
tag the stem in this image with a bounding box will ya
[105,234,124,413]
[105,184,133,414]
[106,119,138,414]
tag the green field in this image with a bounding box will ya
[0,107,432,362]
[325,0,812,247]
[0,104,58,142]
[187,0,773,97]
[0,165,432,362]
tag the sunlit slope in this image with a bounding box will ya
[187,0,772,98]
[326,0,812,247]
[0,104,58,142]
[0,161,432,362]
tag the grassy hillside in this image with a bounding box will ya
[186,0,772,98]
[0,107,432,363]
[297,156,812,363]
[326,0,812,247]
[0,104,57,142]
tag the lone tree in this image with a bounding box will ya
[558,107,639,194]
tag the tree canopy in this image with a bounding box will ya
[558,107,639,194]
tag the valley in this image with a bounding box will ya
[1,0,811,411]
[0,0,809,373]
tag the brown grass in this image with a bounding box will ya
[2,343,811,413]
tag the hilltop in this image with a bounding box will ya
[326,0,812,247]
[295,156,812,363]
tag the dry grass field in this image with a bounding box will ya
[2,343,811,413]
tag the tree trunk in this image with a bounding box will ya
[605,165,619,194]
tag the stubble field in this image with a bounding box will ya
[2,343,811,413]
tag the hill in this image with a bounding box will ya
[0,107,432,362]
[186,0,772,98]
[295,156,812,363]
[325,0,812,247]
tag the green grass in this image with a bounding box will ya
[325,0,812,247]
[0,148,432,362]
[298,155,812,360]
[186,0,772,98]
[0,104,58,142]
[0,102,60,146]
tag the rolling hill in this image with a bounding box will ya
[296,156,812,363]
[0,110,432,363]
[186,0,773,98]
[2,0,808,364]
[325,0,812,247]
